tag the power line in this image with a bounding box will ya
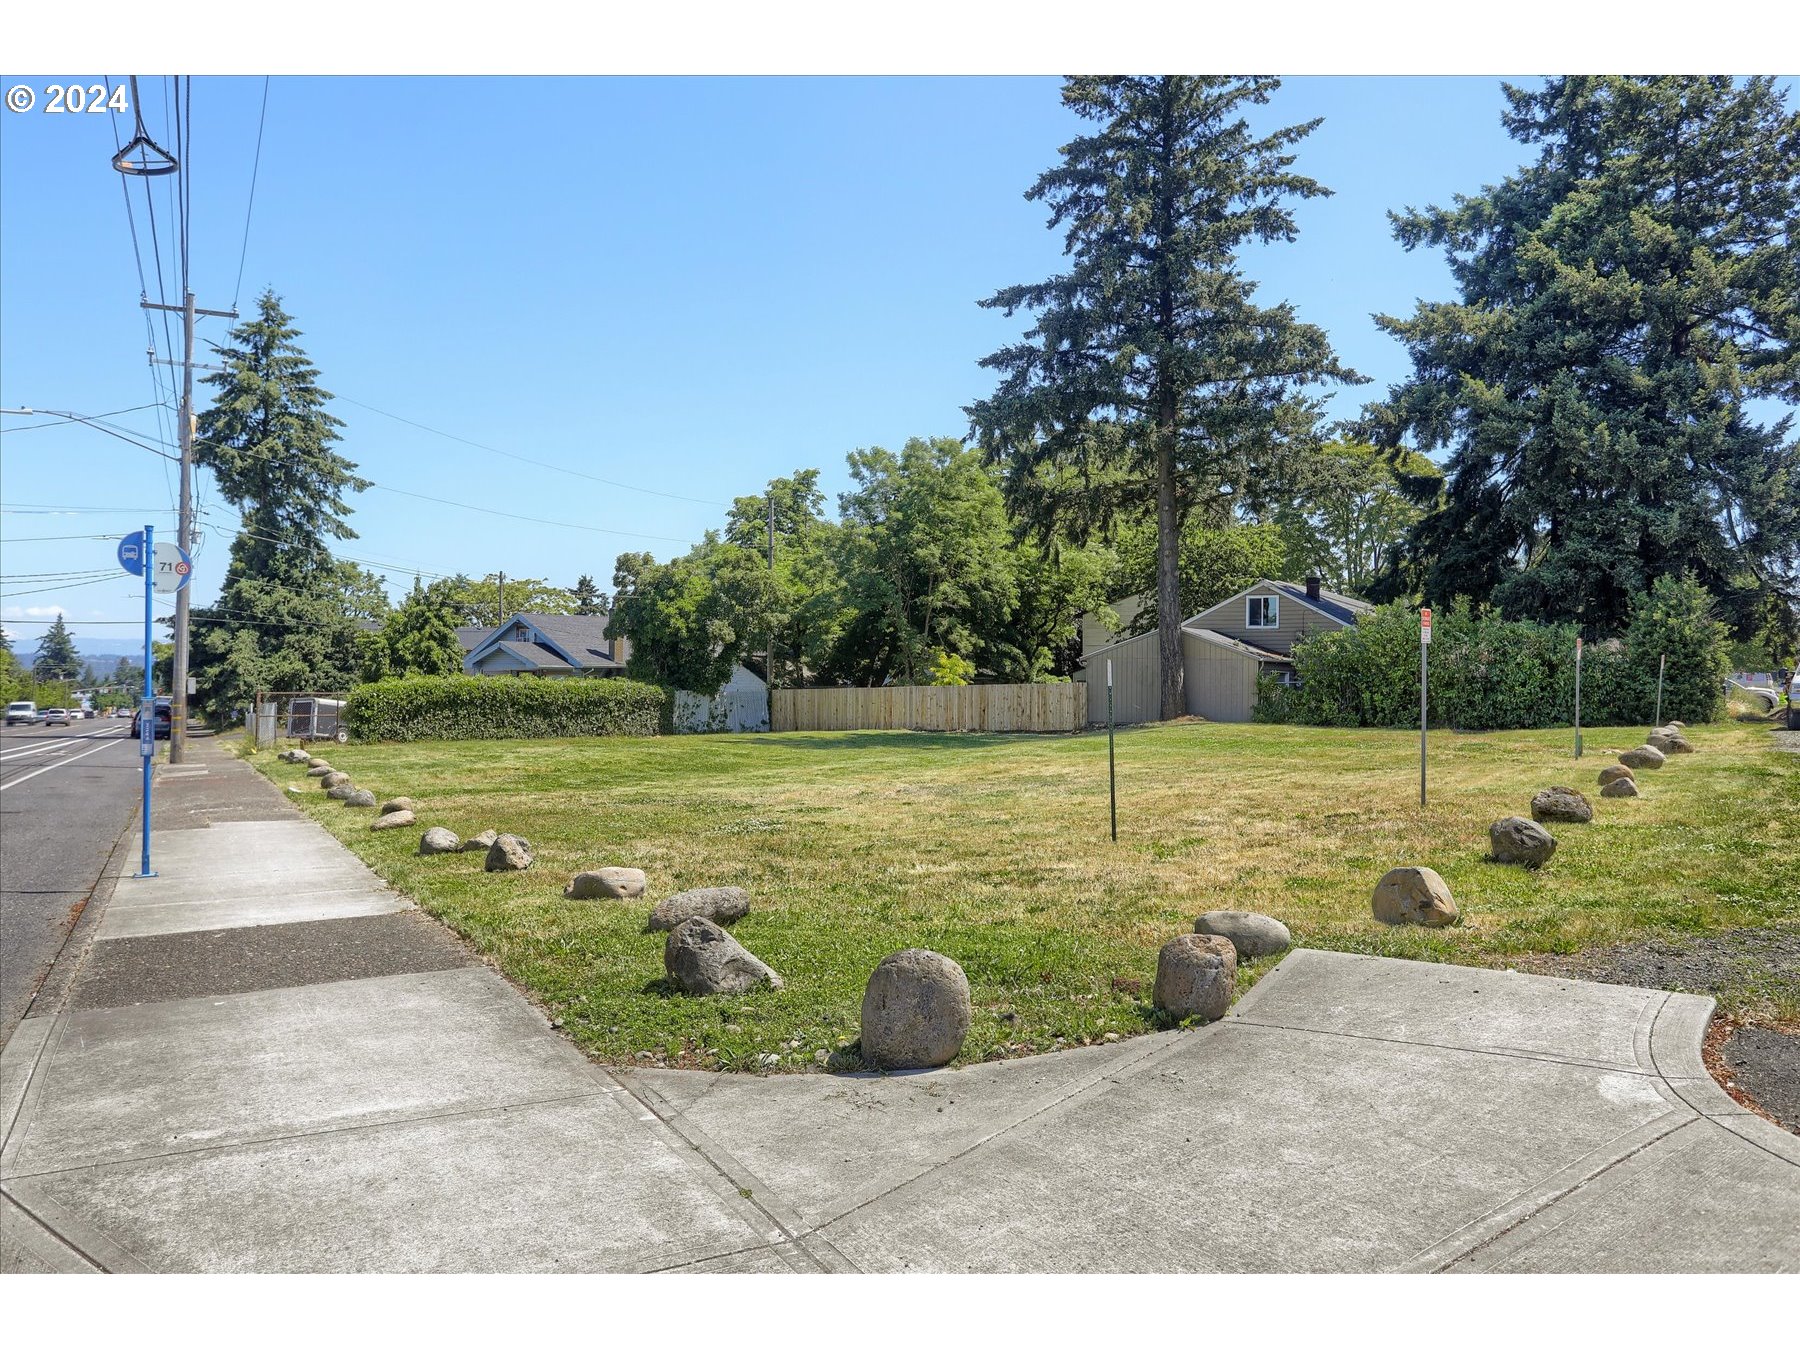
[0,408,177,461]
[365,482,695,544]
[0,574,123,600]
[0,402,168,434]
[0,533,128,543]
[232,77,270,311]
[332,394,730,507]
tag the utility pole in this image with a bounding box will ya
[144,290,235,764]
[497,572,506,624]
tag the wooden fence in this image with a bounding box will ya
[770,683,1087,734]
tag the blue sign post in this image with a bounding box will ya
[129,525,157,878]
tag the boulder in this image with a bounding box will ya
[859,949,971,1069]
[1647,727,1694,755]
[649,886,752,932]
[1531,786,1593,825]
[370,809,416,832]
[1668,720,1686,730]
[326,784,358,801]
[1619,745,1666,771]
[1597,764,1635,788]
[379,797,416,815]
[1489,816,1556,868]
[306,757,330,769]
[1153,934,1237,1020]
[280,749,308,763]
[461,830,498,854]
[419,827,461,855]
[1372,867,1458,927]
[564,866,647,900]
[1193,910,1292,959]
[484,834,533,872]
[1601,777,1640,798]
[305,765,333,778]
[663,917,783,996]
[343,788,377,808]
[321,770,352,789]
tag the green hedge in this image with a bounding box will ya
[1255,576,1730,730]
[345,675,667,742]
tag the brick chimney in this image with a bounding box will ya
[1305,575,1322,602]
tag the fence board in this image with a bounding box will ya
[770,683,1085,734]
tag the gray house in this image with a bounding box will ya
[462,613,631,677]
[1077,577,1372,724]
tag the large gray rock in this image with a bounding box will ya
[1601,777,1640,798]
[461,830,498,854]
[1153,933,1237,1020]
[306,757,330,769]
[321,770,352,789]
[370,809,416,832]
[1668,720,1686,730]
[305,765,334,778]
[342,788,377,808]
[1619,745,1667,771]
[564,866,647,900]
[1490,816,1556,868]
[860,949,970,1069]
[1531,786,1593,824]
[649,886,752,932]
[419,827,461,855]
[664,917,783,997]
[1372,867,1458,927]
[379,797,416,815]
[326,783,358,801]
[1597,764,1635,788]
[1194,910,1291,959]
[1648,727,1694,755]
[281,749,309,764]
[485,834,533,872]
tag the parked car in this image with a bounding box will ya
[5,701,38,726]
[131,698,174,740]
[41,708,74,727]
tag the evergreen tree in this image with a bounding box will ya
[188,291,372,711]
[571,575,605,616]
[359,579,464,682]
[32,614,81,681]
[970,76,1360,718]
[1370,77,1800,637]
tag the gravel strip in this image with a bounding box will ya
[1717,1027,1800,1134]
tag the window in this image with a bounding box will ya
[1246,594,1279,628]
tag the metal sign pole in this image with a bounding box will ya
[137,523,157,878]
[1106,659,1117,844]
[1574,636,1584,759]
[1654,653,1666,729]
[1419,608,1431,807]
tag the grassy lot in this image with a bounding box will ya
[246,718,1799,1071]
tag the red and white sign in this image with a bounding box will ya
[1420,607,1433,645]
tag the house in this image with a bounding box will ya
[460,610,769,732]
[1075,577,1372,724]
[462,612,631,677]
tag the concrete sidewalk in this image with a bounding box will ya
[3,742,1797,1272]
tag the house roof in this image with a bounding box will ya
[486,640,574,671]
[1180,625,1294,662]
[455,626,489,653]
[1265,581,1373,626]
[462,612,626,674]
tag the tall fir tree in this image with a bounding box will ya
[189,290,373,711]
[969,76,1360,718]
[571,574,606,616]
[1369,77,1800,637]
[32,614,82,681]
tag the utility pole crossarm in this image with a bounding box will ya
[142,301,238,319]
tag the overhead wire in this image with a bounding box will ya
[232,77,270,311]
[0,402,168,433]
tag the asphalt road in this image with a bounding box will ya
[0,718,143,1046]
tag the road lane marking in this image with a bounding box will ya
[0,736,134,792]
[0,729,127,761]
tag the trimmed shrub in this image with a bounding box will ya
[345,675,666,742]
[1256,579,1730,730]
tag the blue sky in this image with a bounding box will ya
[0,75,1649,645]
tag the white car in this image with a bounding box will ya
[41,708,74,727]
[5,701,38,726]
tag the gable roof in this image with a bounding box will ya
[483,640,574,671]
[1180,625,1294,662]
[462,612,625,673]
[455,626,490,653]
[1265,581,1372,626]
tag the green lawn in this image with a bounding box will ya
[245,718,1800,1070]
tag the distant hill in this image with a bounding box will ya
[22,637,149,670]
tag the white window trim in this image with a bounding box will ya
[1246,595,1279,628]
